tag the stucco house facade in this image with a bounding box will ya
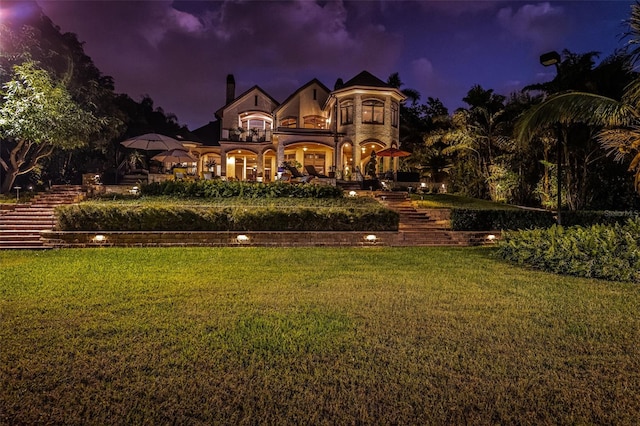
[189,70,406,182]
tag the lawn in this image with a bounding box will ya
[1,247,638,424]
[413,193,521,210]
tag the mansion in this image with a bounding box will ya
[186,70,406,182]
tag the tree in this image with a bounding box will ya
[516,51,640,205]
[432,85,514,200]
[0,62,100,193]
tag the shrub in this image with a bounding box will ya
[496,218,640,282]
[140,180,344,199]
[55,204,398,232]
[560,210,639,227]
[450,208,555,231]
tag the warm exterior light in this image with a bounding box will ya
[92,234,107,243]
[540,51,561,67]
[487,234,496,241]
[236,234,250,243]
[364,234,377,242]
[420,182,427,188]
[303,147,308,151]
[349,190,357,197]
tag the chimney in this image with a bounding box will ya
[334,78,344,90]
[226,74,236,104]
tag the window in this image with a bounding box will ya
[313,89,317,100]
[303,115,326,129]
[362,99,384,124]
[281,117,297,128]
[340,100,353,125]
[391,101,399,127]
[304,153,326,174]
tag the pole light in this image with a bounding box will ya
[540,50,563,225]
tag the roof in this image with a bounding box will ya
[215,85,280,119]
[273,78,331,115]
[341,71,391,89]
[191,121,220,147]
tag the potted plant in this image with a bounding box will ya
[231,127,244,141]
[204,158,217,179]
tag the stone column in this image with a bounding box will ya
[256,150,264,182]
[219,148,227,178]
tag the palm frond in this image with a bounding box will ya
[598,127,640,162]
[515,92,637,144]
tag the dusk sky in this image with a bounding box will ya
[19,1,638,128]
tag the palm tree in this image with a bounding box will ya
[516,4,640,200]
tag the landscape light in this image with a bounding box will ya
[364,234,378,243]
[486,234,496,242]
[236,234,250,243]
[92,234,107,243]
[349,190,357,197]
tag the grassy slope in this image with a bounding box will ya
[1,247,638,424]
[414,193,520,210]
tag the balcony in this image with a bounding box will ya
[222,128,272,142]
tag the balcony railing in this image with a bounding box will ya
[222,128,272,142]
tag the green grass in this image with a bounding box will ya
[1,247,639,424]
[413,193,520,210]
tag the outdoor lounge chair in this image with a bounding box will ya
[305,165,329,179]
[285,164,314,183]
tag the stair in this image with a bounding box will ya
[119,173,148,186]
[337,181,362,191]
[0,185,86,250]
[375,191,464,246]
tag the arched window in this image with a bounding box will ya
[391,101,399,127]
[280,117,297,128]
[340,100,353,125]
[362,99,384,124]
[303,115,326,129]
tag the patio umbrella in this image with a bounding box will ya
[375,147,411,157]
[151,149,197,163]
[120,133,185,151]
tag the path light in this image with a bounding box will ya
[348,190,357,197]
[486,234,496,242]
[236,234,250,243]
[364,234,378,243]
[92,234,107,244]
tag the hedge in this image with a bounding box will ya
[450,208,555,231]
[55,204,399,231]
[140,180,344,199]
[450,208,639,231]
[496,218,640,283]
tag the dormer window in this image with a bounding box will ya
[362,99,384,124]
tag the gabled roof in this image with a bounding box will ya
[215,85,280,119]
[341,70,391,89]
[273,78,331,115]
